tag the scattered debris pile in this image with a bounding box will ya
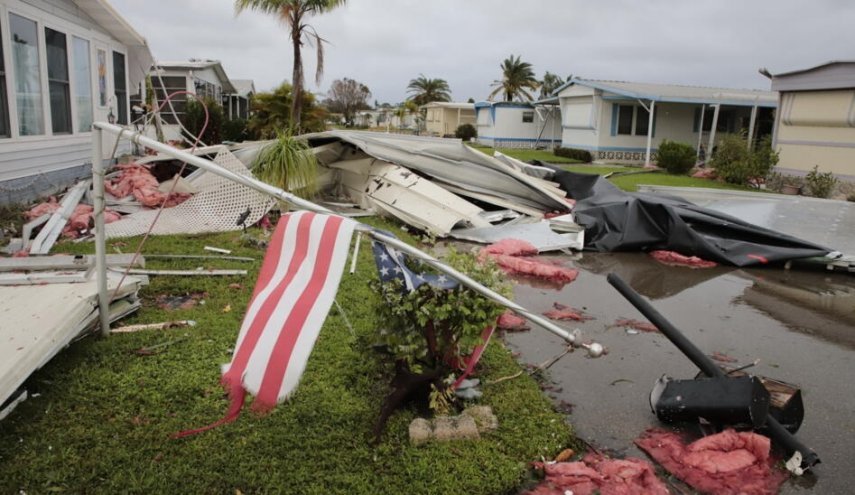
[479,239,579,285]
[527,454,669,495]
[636,429,788,495]
[105,163,191,208]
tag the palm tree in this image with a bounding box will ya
[489,55,539,102]
[235,0,347,130]
[539,72,568,100]
[406,75,452,106]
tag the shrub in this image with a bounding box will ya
[710,135,778,187]
[656,140,696,175]
[455,123,477,141]
[805,165,839,198]
[181,96,224,145]
[222,118,249,143]
[554,147,593,163]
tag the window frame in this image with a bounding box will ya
[8,10,46,137]
[44,26,72,135]
[71,35,92,134]
[521,110,534,123]
[112,50,127,125]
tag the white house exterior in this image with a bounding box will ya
[555,78,777,164]
[474,101,561,149]
[224,78,254,120]
[0,0,152,204]
[421,101,475,136]
[766,61,855,179]
[148,60,237,125]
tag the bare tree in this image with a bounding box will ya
[324,78,372,126]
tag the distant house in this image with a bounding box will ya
[224,79,255,120]
[0,0,153,204]
[421,102,475,136]
[474,101,561,149]
[554,78,777,164]
[147,59,237,126]
[765,61,855,178]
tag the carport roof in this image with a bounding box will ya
[555,78,777,107]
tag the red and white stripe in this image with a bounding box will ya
[221,210,357,409]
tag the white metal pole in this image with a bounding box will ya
[91,123,600,352]
[91,127,111,337]
[707,104,721,157]
[644,100,655,166]
[747,104,758,150]
[696,104,706,164]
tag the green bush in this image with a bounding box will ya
[181,96,224,145]
[805,165,839,198]
[554,147,593,163]
[710,135,778,187]
[222,118,249,143]
[656,140,696,175]
[455,123,477,141]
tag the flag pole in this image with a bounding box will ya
[91,123,602,355]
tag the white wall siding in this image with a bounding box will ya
[477,105,560,149]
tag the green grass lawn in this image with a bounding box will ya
[0,218,575,495]
[560,164,755,193]
[468,144,582,164]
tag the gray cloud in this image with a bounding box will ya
[112,0,855,103]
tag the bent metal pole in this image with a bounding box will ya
[91,123,601,354]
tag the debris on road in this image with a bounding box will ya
[527,454,669,495]
[650,249,717,268]
[544,302,593,321]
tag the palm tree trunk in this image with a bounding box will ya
[291,27,304,130]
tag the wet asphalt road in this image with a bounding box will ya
[503,251,855,494]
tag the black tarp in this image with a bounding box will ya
[551,171,831,267]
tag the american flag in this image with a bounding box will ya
[175,211,357,437]
[371,234,458,291]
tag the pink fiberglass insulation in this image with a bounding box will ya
[635,429,789,495]
[527,454,669,495]
[544,302,593,321]
[692,168,718,179]
[650,250,717,269]
[613,318,659,333]
[24,196,59,219]
[479,238,539,257]
[489,254,579,284]
[62,204,121,238]
[106,163,191,208]
[497,311,530,331]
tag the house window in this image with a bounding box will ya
[45,28,72,134]
[617,104,654,136]
[153,75,187,124]
[635,106,650,136]
[10,13,44,136]
[0,24,10,138]
[96,49,107,106]
[616,105,633,135]
[522,110,534,123]
[112,51,127,124]
[72,37,92,132]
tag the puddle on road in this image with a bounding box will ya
[503,251,855,494]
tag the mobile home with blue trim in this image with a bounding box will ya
[474,101,561,149]
[555,78,777,164]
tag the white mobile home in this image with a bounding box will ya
[224,78,255,120]
[148,59,237,125]
[421,101,475,137]
[0,0,152,204]
[765,61,855,179]
[555,78,777,164]
[474,101,561,149]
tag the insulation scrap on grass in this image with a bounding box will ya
[497,311,530,331]
[692,168,718,179]
[527,454,669,495]
[650,250,718,269]
[106,163,191,208]
[635,429,789,495]
[24,200,121,240]
[480,239,579,285]
[544,302,593,322]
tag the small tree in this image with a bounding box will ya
[324,78,372,126]
[656,140,696,175]
[247,82,327,139]
[710,134,778,187]
[369,250,509,439]
[455,123,477,141]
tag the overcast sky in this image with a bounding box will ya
[111,0,855,104]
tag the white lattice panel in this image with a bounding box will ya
[105,149,275,239]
